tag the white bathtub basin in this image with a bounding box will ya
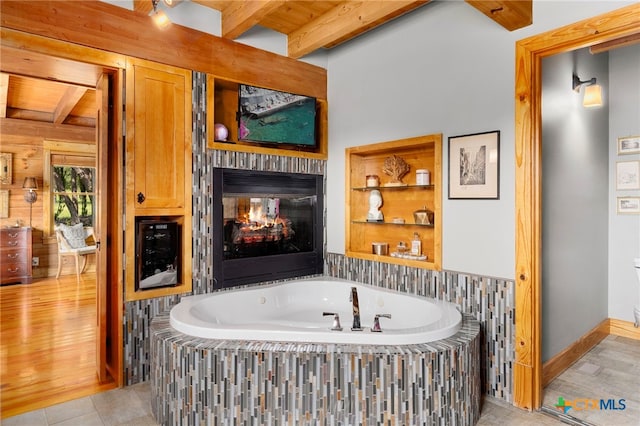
[170,278,462,345]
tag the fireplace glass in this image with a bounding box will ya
[213,168,323,288]
[223,195,314,259]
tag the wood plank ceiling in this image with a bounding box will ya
[1,0,534,130]
[145,0,534,59]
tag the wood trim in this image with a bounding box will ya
[514,3,640,411]
[608,318,640,341]
[0,1,327,101]
[541,319,609,387]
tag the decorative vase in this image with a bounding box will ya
[214,123,229,141]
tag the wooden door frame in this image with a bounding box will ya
[0,28,126,387]
[514,3,640,410]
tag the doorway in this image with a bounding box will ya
[0,33,125,416]
[513,4,640,411]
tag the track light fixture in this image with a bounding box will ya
[572,74,603,108]
[151,0,171,29]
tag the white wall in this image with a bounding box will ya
[609,44,640,323]
[325,0,635,279]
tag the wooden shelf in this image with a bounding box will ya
[346,134,442,270]
[206,75,328,159]
[351,184,434,191]
[351,220,434,227]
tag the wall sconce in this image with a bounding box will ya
[573,74,603,108]
[22,177,37,228]
[162,0,184,7]
[151,0,171,29]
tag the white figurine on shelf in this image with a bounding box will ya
[367,190,384,222]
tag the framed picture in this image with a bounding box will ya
[617,196,640,214]
[617,135,640,155]
[0,190,8,218]
[448,130,500,199]
[0,153,11,184]
[616,160,640,190]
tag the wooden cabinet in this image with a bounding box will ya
[127,59,191,211]
[346,134,442,270]
[1,228,32,285]
[125,58,192,301]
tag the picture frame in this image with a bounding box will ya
[617,196,640,214]
[448,130,500,199]
[0,190,8,218]
[617,135,640,155]
[616,160,640,190]
[0,153,11,185]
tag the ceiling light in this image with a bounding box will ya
[572,74,603,108]
[151,0,171,29]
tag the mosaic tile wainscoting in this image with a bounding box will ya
[325,253,515,403]
[150,313,481,425]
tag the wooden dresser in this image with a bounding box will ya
[0,227,33,285]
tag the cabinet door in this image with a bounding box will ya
[131,62,189,210]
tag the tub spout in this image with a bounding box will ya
[349,287,363,331]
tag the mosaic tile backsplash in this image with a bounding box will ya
[123,71,515,404]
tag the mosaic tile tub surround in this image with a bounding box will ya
[124,72,515,407]
[150,313,481,425]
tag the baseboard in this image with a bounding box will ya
[608,318,640,341]
[542,319,609,387]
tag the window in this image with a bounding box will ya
[52,163,95,226]
[42,140,96,240]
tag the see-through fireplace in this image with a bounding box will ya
[212,168,323,288]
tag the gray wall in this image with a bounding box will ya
[608,44,640,323]
[324,0,634,280]
[541,49,609,362]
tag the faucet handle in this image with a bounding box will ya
[322,312,343,331]
[372,314,392,332]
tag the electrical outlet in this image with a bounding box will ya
[32,257,39,267]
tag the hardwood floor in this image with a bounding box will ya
[0,275,115,419]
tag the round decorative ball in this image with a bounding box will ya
[214,123,229,141]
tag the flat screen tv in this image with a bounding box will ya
[237,84,317,149]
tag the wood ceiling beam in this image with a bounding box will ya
[288,0,429,59]
[133,0,154,15]
[0,117,95,142]
[221,0,286,40]
[465,0,532,31]
[0,73,8,118]
[53,86,87,124]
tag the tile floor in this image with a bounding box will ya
[4,335,638,426]
[542,335,640,426]
[1,384,564,426]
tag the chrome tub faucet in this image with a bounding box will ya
[350,286,363,331]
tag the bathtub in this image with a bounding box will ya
[170,278,462,345]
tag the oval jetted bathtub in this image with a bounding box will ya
[169,278,462,344]
[151,278,481,425]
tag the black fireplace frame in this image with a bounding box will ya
[212,168,324,289]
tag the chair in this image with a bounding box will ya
[54,224,97,280]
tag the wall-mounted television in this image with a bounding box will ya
[237,84,317,149]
